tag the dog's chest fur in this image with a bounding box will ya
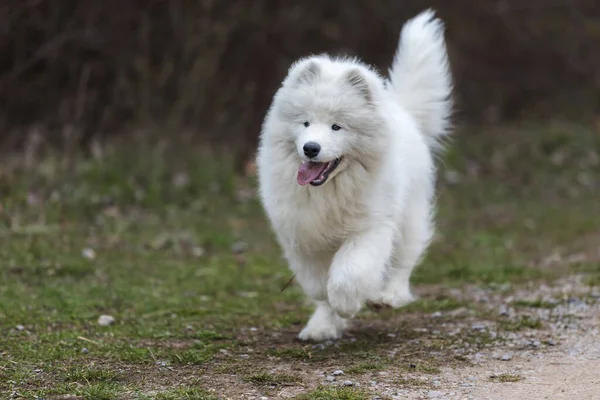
[267,173,373,254]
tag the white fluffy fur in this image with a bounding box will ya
[256,9,453,341]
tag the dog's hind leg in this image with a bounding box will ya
[379,198,434,308]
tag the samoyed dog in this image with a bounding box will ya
[256,9,453,341]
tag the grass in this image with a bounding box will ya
[294,386,371,400]
[490,373,525,383]
[242,371,303,386]
[400,296,466,313]
[154,388,219,400]
[64,365,123,383]
[512,299,558,309]
[0,121,599,398]
[345,362,387,374]
[498,316,545,332]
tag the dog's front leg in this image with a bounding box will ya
[287,252,348,341]
[327,226,394,318]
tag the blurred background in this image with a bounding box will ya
[1,0,599,163]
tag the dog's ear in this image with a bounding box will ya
[293,60,321,87]
[345,69,373,104]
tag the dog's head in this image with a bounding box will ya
[272,56,388,187]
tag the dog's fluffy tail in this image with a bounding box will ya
[387,9,453,150]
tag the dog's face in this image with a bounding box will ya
[273,57,387,187]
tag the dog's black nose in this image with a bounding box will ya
[303,142,321,158]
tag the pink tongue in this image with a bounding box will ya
[297,161,328,186]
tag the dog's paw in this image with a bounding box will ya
[327,283,363,319]
[377,288,416,309]
[298,309,347,342]
[298,321,345,342]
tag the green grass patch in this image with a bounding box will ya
[346,362,387,374]
[401,297,466,313]
[243,371,303,386]
[294,386,371,400]
[402,362,442,374]
[155,387,219,400]
[498,316,544,332]
[64,365,123,383]
[74,382,121,400]
[512,299,558,309]
[268,347,313,361]
[490,373,525,383]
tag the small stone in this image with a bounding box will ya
[249,327,258,332]
[15,324,25,331]
[471,323,486,331]
[97,315,115,326]
[81,348,89,354]
[155,361,167,367]
[191,247,205,258]
[82,248,96,260]
[231,241,247,254]
[498,305,510,316]
[501,353,512,361]
[325,376,335,382]
[444,170,462,184]
[236,189,255,203]
[172,172,190,188]
[343,380,354,386]
[332,370,344,376]
[260,397,268,400]
[427,391,443,398]
[432,311,442,318]
[546,339,557,346]
[312,343,326,351]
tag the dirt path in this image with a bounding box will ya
[201,274,600,400]
[430,327,600,400]
[376,275,600,400]
[413,276,600,400]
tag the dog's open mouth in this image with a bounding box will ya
[297,158,342,186]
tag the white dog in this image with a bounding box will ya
[256,9,453,341]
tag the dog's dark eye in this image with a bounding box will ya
[331,124,341,131]
[303,121,310,127]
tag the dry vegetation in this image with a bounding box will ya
[1,0,599,163]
